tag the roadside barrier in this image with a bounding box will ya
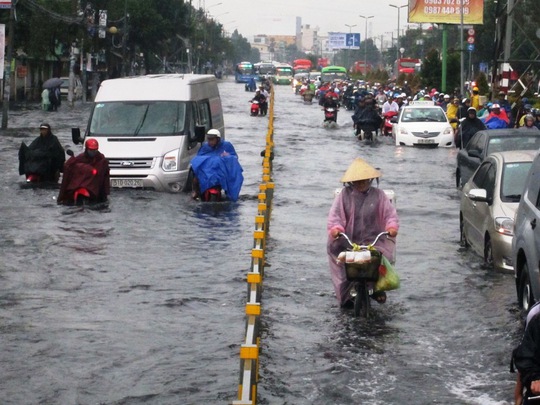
[232,86,275,405]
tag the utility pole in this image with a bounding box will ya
[1,1,15,129]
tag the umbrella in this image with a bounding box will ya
[43,78,63,89]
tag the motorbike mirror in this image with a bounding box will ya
[66,149,75,157]
[71,128,83,145]
[194,125,206,143]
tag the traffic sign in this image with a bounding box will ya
[467,28,475,36]
[467,44,475,52]
[467,36,475,44]
[345,33,360,48]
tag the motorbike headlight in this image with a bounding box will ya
[162,149,179,172]
[495,217,514,236]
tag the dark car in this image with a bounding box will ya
[455,129,540,188]
[513,151,540,311]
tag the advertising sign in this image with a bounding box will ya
[328,32,361,50]
[0,1,11,9]
[408,0,484,25]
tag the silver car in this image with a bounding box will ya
[513,151,540,311]
[460,150,537,271]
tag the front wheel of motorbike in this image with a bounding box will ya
[354,279,370,318]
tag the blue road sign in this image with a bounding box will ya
[467,43,475,51]
[346,33,361,48]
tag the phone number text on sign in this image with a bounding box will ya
[423,0,470,4]
[424,6,470,14]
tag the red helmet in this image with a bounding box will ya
[85,138,99,150]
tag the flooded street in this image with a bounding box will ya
[0,79,524,404]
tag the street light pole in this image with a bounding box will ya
[389,3,407,71]
[359,15,373,76]
[344,23,357,71]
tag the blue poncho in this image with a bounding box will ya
[191,140,244,201]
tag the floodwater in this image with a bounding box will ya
[0,79,524,405]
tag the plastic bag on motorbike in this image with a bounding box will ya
[374,255,400,292]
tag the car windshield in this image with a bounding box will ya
[89,101,187,136]
[401,107,447,123]
[501,162,533,202]
[488,136,540,155]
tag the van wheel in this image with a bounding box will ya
[520,265,534,312]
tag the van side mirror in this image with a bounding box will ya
[71,128,83,145]
[194,125,206,143]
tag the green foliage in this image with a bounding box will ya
[475,72,489,95]
[13,0,257,75]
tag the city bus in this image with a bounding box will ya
[293,59,312,74]
[273,64,294,85]
[254,62,276,78]
[235,61,257,83]
[393,58,422,78]
[320,65,348,83]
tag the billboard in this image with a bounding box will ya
[408,0,484,25]
[0,1,11,9]
[328,32,361,50]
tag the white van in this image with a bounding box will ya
[72,74,224,192]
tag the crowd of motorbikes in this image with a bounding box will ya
[292,77,415,142]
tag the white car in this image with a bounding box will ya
[59,76,83,100]
[392,101,455,147]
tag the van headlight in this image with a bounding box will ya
[495,217,514,236]
[162,149,179,172]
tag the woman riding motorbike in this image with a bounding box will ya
[327,158,399,307]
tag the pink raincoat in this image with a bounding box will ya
[327,186,399,306]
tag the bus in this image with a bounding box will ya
[393,58,421,78]
[235,61,257,83]
[293,59,312,74]
[320,65,348,83]
[350,61,373,75]
[254,62,276,78]
[273,64,294,85]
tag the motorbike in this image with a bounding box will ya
[322,107,339,128]
[337,231,390,317]
[201,185,222,202]
[250,100,260,116]
[57,149,109,207]
[383,111,398,136]
[18,142,62,185]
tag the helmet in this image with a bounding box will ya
[473,86,479,92]
[206,129,221,138]
[85,138,99,150]
[491,103,500,109]
[525,114,534,122]
[524,104,532,111]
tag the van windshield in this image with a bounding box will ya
[90,101,187,136]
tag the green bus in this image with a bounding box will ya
[321,65,348,83]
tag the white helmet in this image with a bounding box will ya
[206,129,221,138]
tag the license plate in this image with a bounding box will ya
[111,178,144,188]
[417,139,435,144]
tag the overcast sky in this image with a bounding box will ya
[205,0,413,44]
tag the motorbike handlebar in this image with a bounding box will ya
[338,231,390,250]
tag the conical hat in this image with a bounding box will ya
[341,158,381,182]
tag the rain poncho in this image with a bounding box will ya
[57,151,110,205]
[484,110,510,129]
[18,133,65,181]
[191,140,243,202]
[327,186,399,305]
